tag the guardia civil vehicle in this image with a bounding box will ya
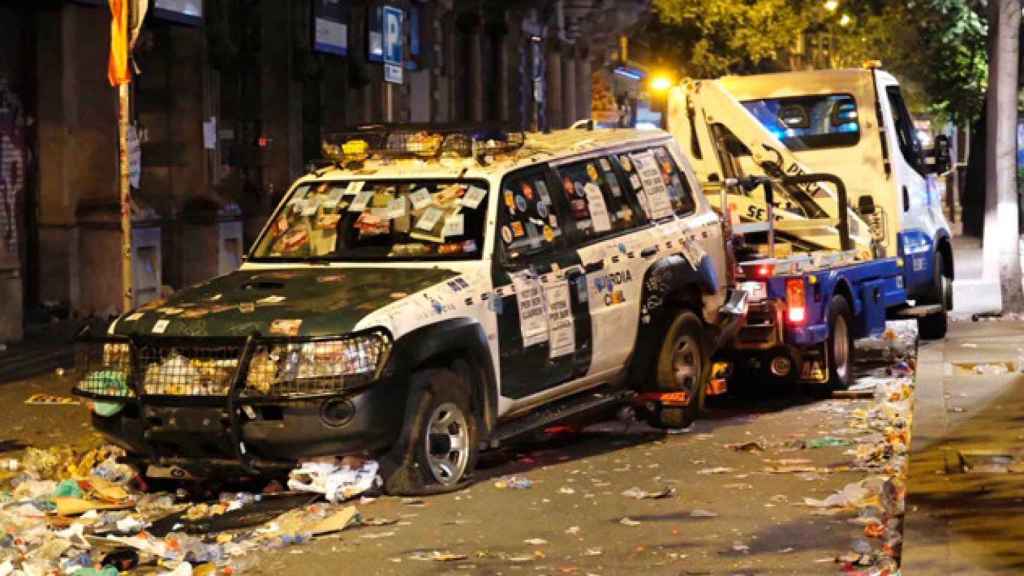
[75,126,746,494]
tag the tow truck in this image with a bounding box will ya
[664,70,949,392]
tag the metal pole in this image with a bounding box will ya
[118,73,133,312]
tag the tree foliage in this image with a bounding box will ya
[648,0,988,123]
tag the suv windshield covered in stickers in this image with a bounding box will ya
[74,126,745,495]
[252,179,489,261]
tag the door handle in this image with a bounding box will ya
[641,246,658,258]
[902,186,910,212]
[584,260,604,273]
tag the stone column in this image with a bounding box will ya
[576,44,592,122]
[561,48,576,126]
[546,44,562,130]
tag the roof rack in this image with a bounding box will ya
[321,123,526,167]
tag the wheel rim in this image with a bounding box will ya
[833,314,850,381]
[424,402,470,486]
[671,333,701,397]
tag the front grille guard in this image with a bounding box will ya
[72,329,392,471]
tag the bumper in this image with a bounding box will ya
[74,332,406,474]
[89,378,408,473]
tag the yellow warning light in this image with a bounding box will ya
[864,60,883,69]
[649,73,674,94]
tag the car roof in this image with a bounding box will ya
[718,68,890,100]
[295,127,674,184]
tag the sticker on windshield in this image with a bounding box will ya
[501,225,513,244]
[348,191,373,212]
[410,188,432,211]
[462,186,487,209]
[632,151,674,220]
[300,199,319,217]
[515,195,527,213]
[152,319,170,334]
[584,183,612,233]
[386,196,407,219]
[599,158,612,172]
[443,213,465,238]
[586,164,600,182]
[536,180,552,205]
[344,181,365,195]
[415,206,444,231]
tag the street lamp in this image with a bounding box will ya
[824,0,839,12]
[839,13,852,27]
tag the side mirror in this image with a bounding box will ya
[930,134,951,174]
[857,195,877,216]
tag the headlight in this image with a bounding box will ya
[103,343,131,366]
[245,332,390,396]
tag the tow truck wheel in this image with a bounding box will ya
[381,368,479,496]
[648,310,706,429]
[918,253,949,340]
[825,295,855,391]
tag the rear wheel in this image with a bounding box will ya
[646,310,706,429]
[826,295,855,391]
[918,252,949,340]
[381,368,478,496]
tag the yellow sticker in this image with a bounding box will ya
[543,225,555,242]
[586,163,600,182]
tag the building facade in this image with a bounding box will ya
[0,0,647,341]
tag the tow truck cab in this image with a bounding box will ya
[718,68,953,335]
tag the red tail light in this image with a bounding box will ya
[745,263,774,279]
[786,278,806,324]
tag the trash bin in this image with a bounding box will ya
[180,199,244,288]
[78,202,163,316]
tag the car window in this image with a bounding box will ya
[885,86,925,175]
[555,157,638,243]
[617,147,681,221]
[651,147,697,216]
[742,94,860,150]
[498,168,565,262]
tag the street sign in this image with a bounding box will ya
[313,0,348,56]
[383,5,403,84]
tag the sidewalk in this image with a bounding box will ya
[902,320,1024,574]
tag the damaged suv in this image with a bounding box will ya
[75,126,745,494]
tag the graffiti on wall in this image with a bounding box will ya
[0,76,27,258]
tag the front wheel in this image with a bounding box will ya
[381,368,478,496]
[646,310,706,429]
[918,252,949,340]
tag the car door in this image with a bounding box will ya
[493,165,592,400]
[877,81,936,296]
[554,154,649,378]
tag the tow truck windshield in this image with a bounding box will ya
[251,179,490,262]
[742,94,860,151]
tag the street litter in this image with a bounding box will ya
[287,458,381,503]
[409,550,467,562]
[724,441,765,453]
[689,509,718,518]
[24,394,80,406]
[493,475,533,489]
[807,436,851,449]
[696,467,733,475]
[523,538,548,545]
[620,486,674,500]
[619,517,641,526]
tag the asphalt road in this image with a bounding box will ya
[0,338,909,575]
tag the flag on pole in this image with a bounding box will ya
[108,0,149,86]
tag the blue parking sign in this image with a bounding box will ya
[383,6,403,66]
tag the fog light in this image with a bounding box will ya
[770,355,793,377]
[320,398,355,427]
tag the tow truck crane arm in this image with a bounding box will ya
[666,79,875,259]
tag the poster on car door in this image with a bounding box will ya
[511,271,548,347]
[631,151,674,220]
[545,280,575,359]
